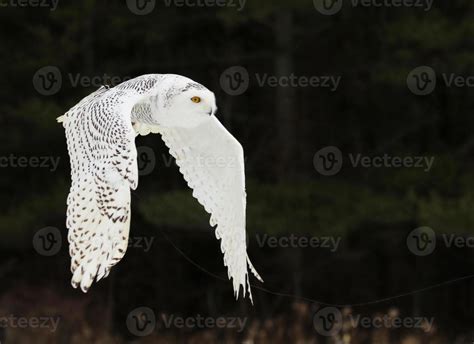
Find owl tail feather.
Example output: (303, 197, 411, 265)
(247, 254, 263, 283)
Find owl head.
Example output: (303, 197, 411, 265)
(153, 75, 217, 128)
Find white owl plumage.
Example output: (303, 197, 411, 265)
(58, 74, 262, 303)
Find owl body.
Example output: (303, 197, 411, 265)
(58, 74, 262, 303)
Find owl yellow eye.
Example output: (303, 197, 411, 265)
(191, 96, 201, 103)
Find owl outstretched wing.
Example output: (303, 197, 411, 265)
(59, 76, 161, 292)
(158, 116, 263, 303)
(59, 74, 262, 303)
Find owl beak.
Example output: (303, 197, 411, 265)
(209, 105, 217, 116)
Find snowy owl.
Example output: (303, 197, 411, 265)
(58, 74, 262, 303)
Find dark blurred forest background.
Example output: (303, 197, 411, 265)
(0, 0, 474, 343)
